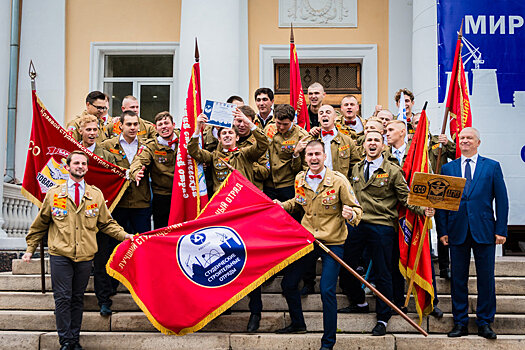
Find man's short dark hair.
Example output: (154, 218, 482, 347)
(238, 105, 256, 121)
(66, 150, 89, 166)
(305, 139, 325, 153)
(154, 111, 173, 124)
(274, 104, 295, 122)
(364, 130, 384, 143)
(218, 125, 240, 137)
(86, 91, 107, 104)
(226, 95, 244, 104)
(120, 110, 138, 125)
(394, 88, 415, 103)
(254, 87, 274, 101)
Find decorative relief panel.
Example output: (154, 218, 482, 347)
(279, 0, 357, 27)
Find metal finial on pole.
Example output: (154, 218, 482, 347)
(29, 60, 36, 91)
(290, 23, 294, 43)
(194, 38, 199, 63)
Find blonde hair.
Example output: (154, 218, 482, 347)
(79, 114, 99, 130)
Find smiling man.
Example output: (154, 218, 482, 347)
(254, 87, 275, 129)
(275, 139, 362, 350)
(104, 95, 157, 140)
(67, 91, 110, 144)
(78, 114, 116, 163)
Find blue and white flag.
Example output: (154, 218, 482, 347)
(397, 91, 408, 142)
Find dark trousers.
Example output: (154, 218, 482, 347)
(340, 223, 395, 322)
(391, 232, 405, 307)
(281, 244, 343, 349)
(248, 287, 262, 315)
(50, 255, 92, 345)
(152, 193, 171, 229)
(450, 230, 496, 327)
(431, 228, 450, 272)
(112, 206, 151, 234)
(263, 185, 302, 222)
(93, 232, 120, 307)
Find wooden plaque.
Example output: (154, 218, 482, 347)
(407, 172, 466, 211)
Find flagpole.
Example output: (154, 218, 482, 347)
(436, 20, 463, 173)
(315, 240, 428, 337)
(404, 217, 431, 307)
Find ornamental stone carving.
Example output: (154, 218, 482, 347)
(279, 0, 357, 27)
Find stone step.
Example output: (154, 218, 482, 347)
(0, 331, 45, 350)
(12, 257, 525, 276)
(428, 313, 525, 335)
(32, 332, 525, 350)
(0, 310, 110, 332)
(1, 291, 524, 314)
(3, 273, 525, 296)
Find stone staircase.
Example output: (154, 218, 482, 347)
(1, 258, 525, 349)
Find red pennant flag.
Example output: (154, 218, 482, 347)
(168, 60, 208, 225)
(446, 36, 472, 158)
(107, 170, 314, 335)
(398, 110, 434, 324)
(290, 27, 310, 131)
(21, 90, 128, 211)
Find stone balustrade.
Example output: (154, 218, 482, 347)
(0, 183, 38, 249)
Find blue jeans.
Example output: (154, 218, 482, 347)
(281, 244, 344, 349)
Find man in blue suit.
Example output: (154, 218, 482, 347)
(436, 127, 508, 339)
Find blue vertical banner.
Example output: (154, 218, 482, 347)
(437, 0, 525, 103)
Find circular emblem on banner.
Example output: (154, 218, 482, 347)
(177, 226, 246, 288)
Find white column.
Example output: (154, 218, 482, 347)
(0, 0, 12, 237)
(411, 0, 440, 134)
(177, 0, 249, 122)
(15, 0, 66, 180)
(388, 0, 413, 112)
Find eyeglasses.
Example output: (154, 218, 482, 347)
(90, 103, 108, 111)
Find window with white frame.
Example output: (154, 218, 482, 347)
(90, 43, 178, 123)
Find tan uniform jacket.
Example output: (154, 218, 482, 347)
(83, 143, 117, 164)
(314, 131, 362, 176)
(264, 124, 309, 189)
(335, 114, 362, 141)
(188, 127, 269, 192)
(428, 135, 456, 173)
(283, 168, 362, 245)
(101, 136, 151, 208)
(129, 131, 180, 196)
(66, 111, 108, 144)
(25, 183, 127, 262)
(238, 133, 270, 190)
(350, 157, 423, 227)
(255, 114, 275, 130)
(104, 118, 157, 141)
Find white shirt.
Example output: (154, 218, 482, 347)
(461, 153, 478, 179)
(157, 135, 177, 150)
(67, 178, 85, 204)
(392, 143, 407, 166)
(351, 117, 364, 133)
(321, 128, 337, 170)
(305, 167, 326, 193)
(364, 155, 384, 180)
(119, 134, 139, 163)
(86, 143, 96, 153)
(257, 108, 274, 126)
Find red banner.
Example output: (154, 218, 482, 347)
(290, 40, 310, 131)
(398, 110, 434, 324)
(21, 90, 128, 211)
(446, 37, 472, 158)
(168, 62, 208, 225)
(107, 170, 314, 335)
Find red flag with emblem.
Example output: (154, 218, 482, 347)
(21, 90, 129, 211)
(398, 110, 434, 324)
(107, 170, 314, 335)
(290, 26, 310, 131)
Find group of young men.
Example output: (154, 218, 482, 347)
(23, 83, 508, 350)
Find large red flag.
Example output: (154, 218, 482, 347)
(168, 61, 208, 225)
(107, 170, 314, 335)
(22, 90, 128, 211)
(290, 28, 310, 131)
(398, 110, 434, 324)
(446, 36, 472, 158)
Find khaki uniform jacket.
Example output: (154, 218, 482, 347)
(335, 114, 362, 141)
(428, 135, 456, 173)
(81, 143, 116, 164)
(314, 131, 362, 176)
(101, 136, 151, 208)
(264, 124, 309, 189)
(238, 133, 270, 190)
(283, 168, 362, 245)
(255, 114, 275, 130)
(188, 127, 269, 192)
(25, 183, 127, 262)
(104, 118, 157, 141)
(66, 111, 108, 144)
(129, 131, 180, 196)
(350, 157, 423, 227)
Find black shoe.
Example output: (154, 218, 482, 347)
(72, 342, 83, 350)
(398, 306, 408, 314)
(372, 322, 387, 336)
(300, 284, 315, 296)
(430, 306, 444, 319)
(431, 252, 439, 262)
(59, 343, 71, 350)
(440, 268, 451, 280)
(247, 314, 261, 332)
(100, 304, 112, 316)
(447, 324, 468, 337)
(275, 324, 307, 334)
(319, 347, 332, 350)
(338, 303, 369, 313)
(478, 324, 497, 339)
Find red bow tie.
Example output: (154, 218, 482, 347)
(322, 130, 334, 136)
(227, 147, 238, 152)
(309, 174, 322, 179)
(168, 138, 178, 147)
(345, 119, 357, 126)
